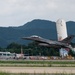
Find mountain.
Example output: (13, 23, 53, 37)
(0, 19, 75, 47)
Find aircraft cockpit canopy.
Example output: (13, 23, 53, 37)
(30, 35, 42, 38)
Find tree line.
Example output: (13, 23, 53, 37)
(0, 42, 75, 56)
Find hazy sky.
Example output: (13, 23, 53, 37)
(0, 0, 75, 27)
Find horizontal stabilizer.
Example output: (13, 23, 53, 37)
(61, 35, 75, 44)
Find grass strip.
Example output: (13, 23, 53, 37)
(0, 60, 75, 64)
(0, 72, 75, 75)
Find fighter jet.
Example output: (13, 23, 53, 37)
(22, 35, 75, 49)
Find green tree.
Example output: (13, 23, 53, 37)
(6, 42, 21, 53)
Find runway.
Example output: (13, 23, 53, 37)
(0, 67, 75, 73)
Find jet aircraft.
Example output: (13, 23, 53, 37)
(22, 35, 75, 49)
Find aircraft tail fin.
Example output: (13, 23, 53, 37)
(61, 35, 75, 44)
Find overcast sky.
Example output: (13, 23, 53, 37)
(0, 0, 75, 27)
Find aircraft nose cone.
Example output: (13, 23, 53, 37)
(22, 37, 31, 40)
